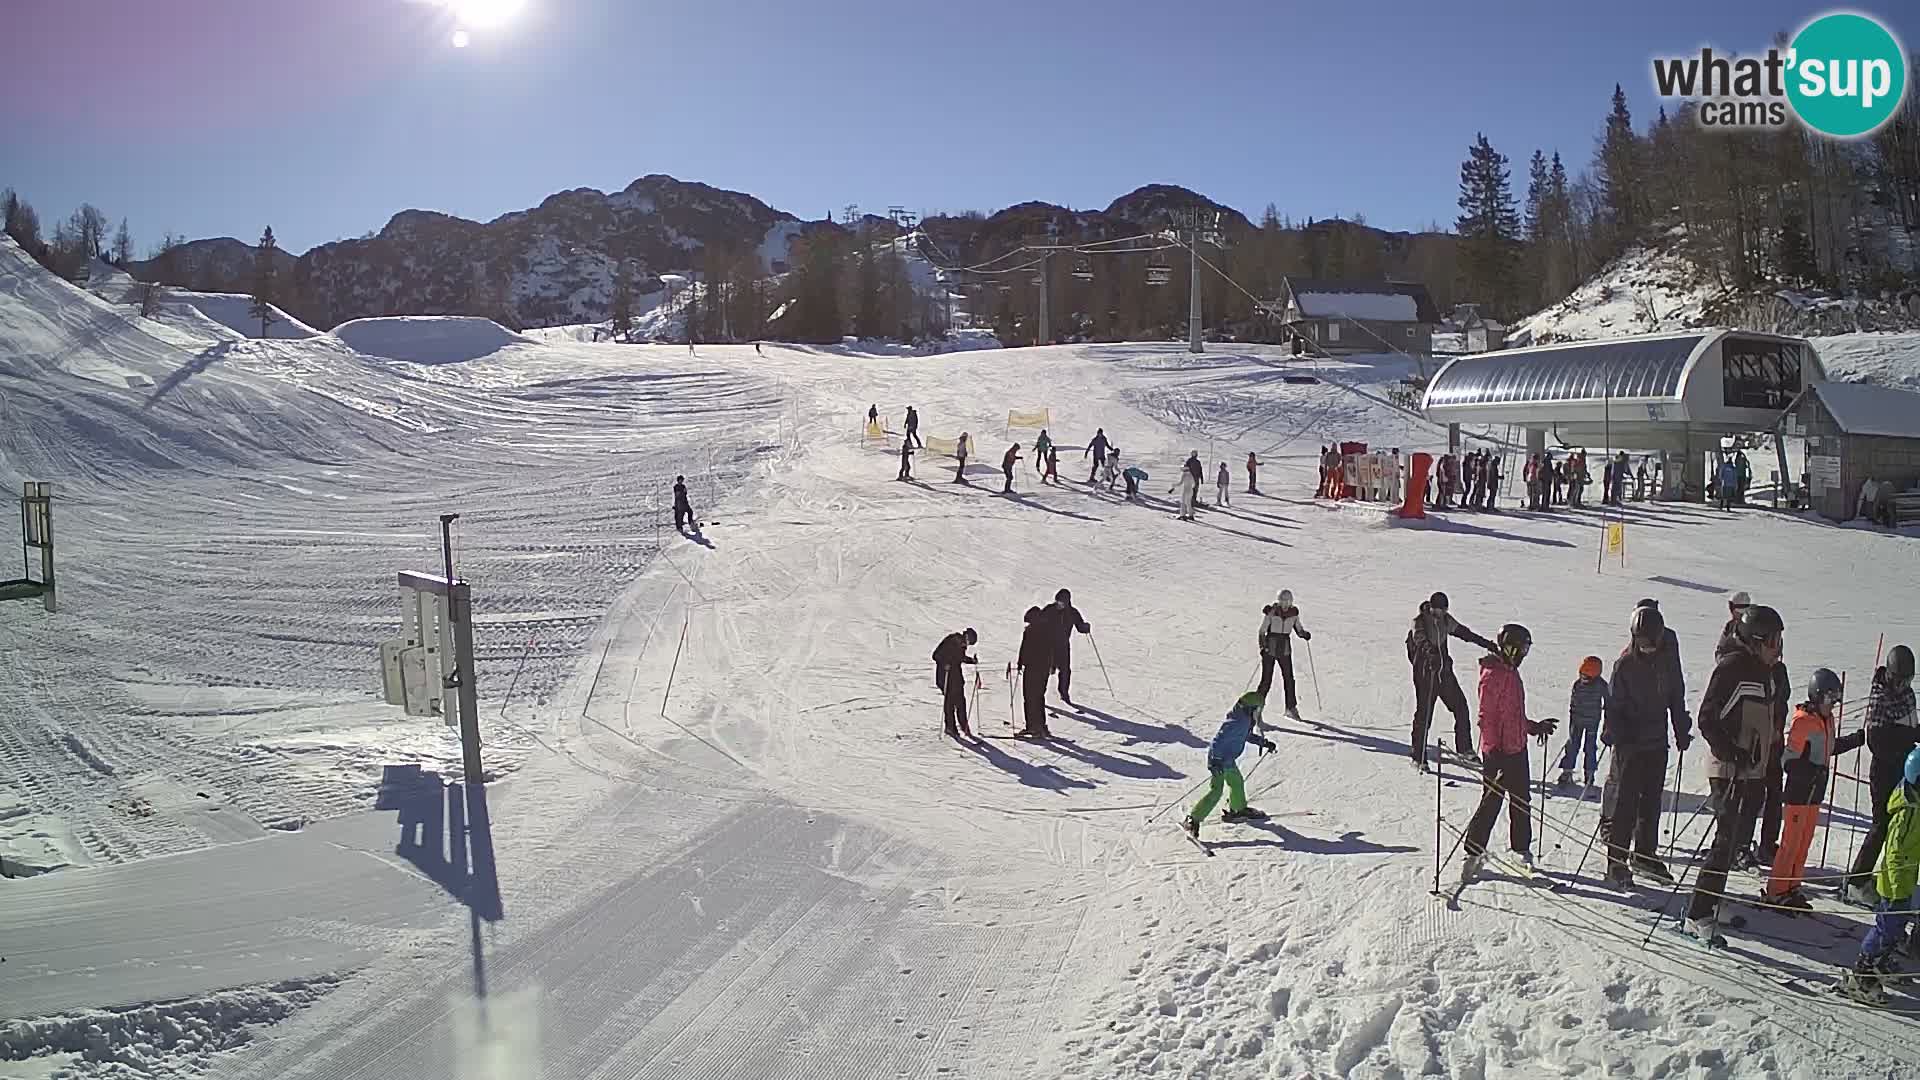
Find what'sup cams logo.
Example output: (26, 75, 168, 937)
(1651, 11, 1908, 138)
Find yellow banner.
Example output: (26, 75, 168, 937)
(1605, 522, 1626, 555)
(863, 419, 886, 442)
(1006, 409, 1050, 431)
(924, 436, 959, 457)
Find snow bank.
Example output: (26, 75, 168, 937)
(165, 289, 319, 340)
(0, 975, 341, 1072)
(329, 315, 531, 364)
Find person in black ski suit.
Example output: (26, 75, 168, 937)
(897, 438, 913, 481)
(1406, 591, 1496, 770)
(868, 404, 879, 427)
(1711, 592, 1789, 868)
(1085, 428, 1110, 483)
(1601, 604, 1691, 884)
(672, 475, 695, 531)
(1686, 605, 1786, 944)
(1016, 607, 1054, 737)
(932, 628, 978, 737)
(1848, 644, 1918, 905)
(1044, 588, 1091, 707)
(903, 406, 923, 448)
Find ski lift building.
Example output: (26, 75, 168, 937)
(1422, 329, 1826, 500)
(1272, 277, 1439, 355)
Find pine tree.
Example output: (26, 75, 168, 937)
(1596, 84, 1645, 257)
(249, 226, 279, 337)
(610, 264, 634, 340)
(1456, 133, 1522, 318)
(111, 218, 133, 266)
(1776, 207, 1817, 286)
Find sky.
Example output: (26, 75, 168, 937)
(2, 0, 1915, 256)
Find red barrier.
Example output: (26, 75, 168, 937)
(1400, 453, 1431, 519)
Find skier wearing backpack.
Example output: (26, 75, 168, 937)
(1256, 590, 1311, 720)
(1601, 605, 1690, 885)
(1848, 644, 1918, 906)
(1183, 691, 1278, 840)
(1838, 745, 1920, 1005)
(1557, 656, 1608, 791)
(931, 628, 978, 738)
(1032, 429, 1053, 477)
(1407, 592, 1497, 771)
(1458, 625, 1557, 884)
(1768, 668, 1863, 907)
(1686, 604, 1786, 946)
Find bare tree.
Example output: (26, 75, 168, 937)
(111, 218, 133, 266)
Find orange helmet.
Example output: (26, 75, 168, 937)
(1580, 656, 1604, 679)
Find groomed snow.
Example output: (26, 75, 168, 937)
(4, 234, 1920, 1078)
(329, 315, 533, 363)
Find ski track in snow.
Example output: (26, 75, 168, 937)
(6, 233, 1920, 1077)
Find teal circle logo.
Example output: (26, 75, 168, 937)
(1787, 13, 1907, 138)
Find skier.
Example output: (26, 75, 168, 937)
(1847, 644, 1918, 906)
(1032, 429, 1054, 477)
(1685, 604, 1786, 946)
(1550, 459, 1564, 506)
(1182, 692, 1278, 840)
(1215, 461, 1231, 507)
(1837, 745, 1920, 1005)
(904, 406, 923, 449)
(1735, 451, 1752, 504)
(1485, 454, 1501, 510)
(1103, 448, 1121, 491)
(954, 431, 972, 484)
(1716, 457, 1737, 511)
(1315, 445, 1329, 498)
(1122, 463, 1146, 500)
(932, 628, 978, 738)
(1600, 605, 1690, 885)
(1246, 452, 1260, 494)
(1044, 443, 1060, 485)
(1556, 656, 1608, 791)
(1711, 591, 1786, 868)
(672, 475, 696, 531)
(1172, 453, 1200, 520)
(1044, 588, 1090, 707)
(1256, 590, 1311, 719)
(868, 403, 879, 429)
(1085, 428, 1110, 483)
(1636, 460, 1650, 500)
(1523, 454, 1540, 510)
(1458, 625, 1557, 884)
(897, 437, 914, 481)
(1766, 668, 1863, 908)
(1001, 443, 1022, 494)
(1406, 592, 1498, 771)
(1015, 607, 1054, 738)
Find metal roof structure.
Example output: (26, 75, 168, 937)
(1423, 332, 1708, 409)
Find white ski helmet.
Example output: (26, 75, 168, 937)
(1276, 589, 1293, 607)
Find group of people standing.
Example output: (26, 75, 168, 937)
(1434, 450, 1503, 510)
(933, 590, 1090, 741)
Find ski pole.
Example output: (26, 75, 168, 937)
(1432, 732, 1444, 895)
(971, 668, 981, 726)
(1539, 728, 1551, 867)
(1008, 665, 1018, 728)
(1088, 631, 1114, 693)
(1666, 745, 1684, 850)
(1147, 774, 1213, 824)
(1305, 638, 1323, 712)
(1819, 671, 1846, 879)
(1845, 638, 1883, 882)
(1568, 745, 1613, 879)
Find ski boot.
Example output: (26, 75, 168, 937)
(1555, 769, 1576, 792)
(1733, 845, 1761, 873)
(1459, 851, 1487, 886)
(1769, 889, 1813, 914)
(1755, 842, 1778, 867)
(1845, 881, 1881, 909)
(1515, 850, 1537, 874)
(1283, 706, 1301, 722)
(1633, 856, 1676, 885)
(1237, 806, 1269, 821)
(1182, 816, 1201, 841)
(1685, 915, 1727, 949)
(1454, 743, 1481, 765)
(1606, 862, 1634, 887)
(1583, 771, 1596, 792)
(1838, 960, 1889, 1006)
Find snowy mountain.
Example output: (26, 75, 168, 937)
(127, 236, 295, 294)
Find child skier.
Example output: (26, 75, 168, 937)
(1766, 668, 1863, 908)
(1044, 443, 1060, 484)
(1848, 645, 1918, 906)
(1216, 461, 1231, 506)
(1838, 746, 1920, 1004)
(1122, 464, 1146, 500)
(1183, 692, 1277, 839)
(1256, 590, 1311, 720)
(1557, 657, 1608, 791)
(1246, 451, 1260, 494)
(954, 432, 972, 484)
(1459, 625, 1558, 884)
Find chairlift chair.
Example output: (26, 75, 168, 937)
(1145, 261, 1172, 286)
(1071, 258, 1093, 282)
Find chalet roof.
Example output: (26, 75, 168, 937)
(1803, 380, 1920, 439)
(1281, 277, 1441, 324)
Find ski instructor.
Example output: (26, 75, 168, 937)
(1406, 591, 1497, 771)
(1045, 589, 1091, 708)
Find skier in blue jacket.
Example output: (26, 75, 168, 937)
(1184, 692, 1278, 838)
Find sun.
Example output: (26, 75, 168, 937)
(436, 0, 526, 30)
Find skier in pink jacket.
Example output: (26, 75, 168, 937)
(1458, 624, 1558, 886)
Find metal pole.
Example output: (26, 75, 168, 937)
(1305, 639, 1323, 712)
(1187, 232, 1203, 353)
(1037, 252, 1050, 346)
(439, 513, 484, 785)
(1431, 730, 1444, 894)
(1818, 670, 1846, 877)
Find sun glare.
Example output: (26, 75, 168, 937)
(451, 28, 471, 47)
(441, 0, 526, 29)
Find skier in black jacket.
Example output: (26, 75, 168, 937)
(1045, 589, 1091, 707)
(1085, 428, 1110, 483)
(1406, 591, 1497, 771)
(932, 628, 978, 738)
(1016, 607, 1054, 737)
(1847, 644, 1918, 905)
(672, 475, 695, 531)
(1601, 604, 1692, 884)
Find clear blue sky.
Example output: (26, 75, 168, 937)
(2, 0, 1913, 255)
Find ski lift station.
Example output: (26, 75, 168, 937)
(1421, 329, 1826, 500)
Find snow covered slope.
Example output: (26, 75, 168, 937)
(329, 315, 530, 363)
(4, 241, 1920, 1080)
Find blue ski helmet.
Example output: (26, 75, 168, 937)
(1907, 745, 1920, 787)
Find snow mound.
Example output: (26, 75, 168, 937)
(0, 975, 341, 1072)
(329, 315, 532, 364)
(0, 235, 194, 388)
(165, 289, 319, 340)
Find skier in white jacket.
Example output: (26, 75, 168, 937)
(1171, 453, 1201, 520)
(1257, 590, 1312, 719)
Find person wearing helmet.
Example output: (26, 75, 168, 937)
(1709, 590, 1788, 868)
(1838, 745, 1920, 1005)
(1406, 591, 1498, 772)
(1015, 607, 1054, 738)
(1686, 604, 1787, 946)
(1600, 604, 1691, 885)
(1257, 590, 1312, 720)
(1847, 644, 1919, 906)
(1043, 589, 1090, 708)
(1767, 668, 1865, 907)
(1183, 692, 1278, 840)
(931, 627, 979, 739)
(1458, 624, 1558, 884)
(1556, 656, 1609, 791)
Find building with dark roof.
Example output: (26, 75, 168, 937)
(1779, 380, 1920, 524)
(1274, 277, 1439, 356)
